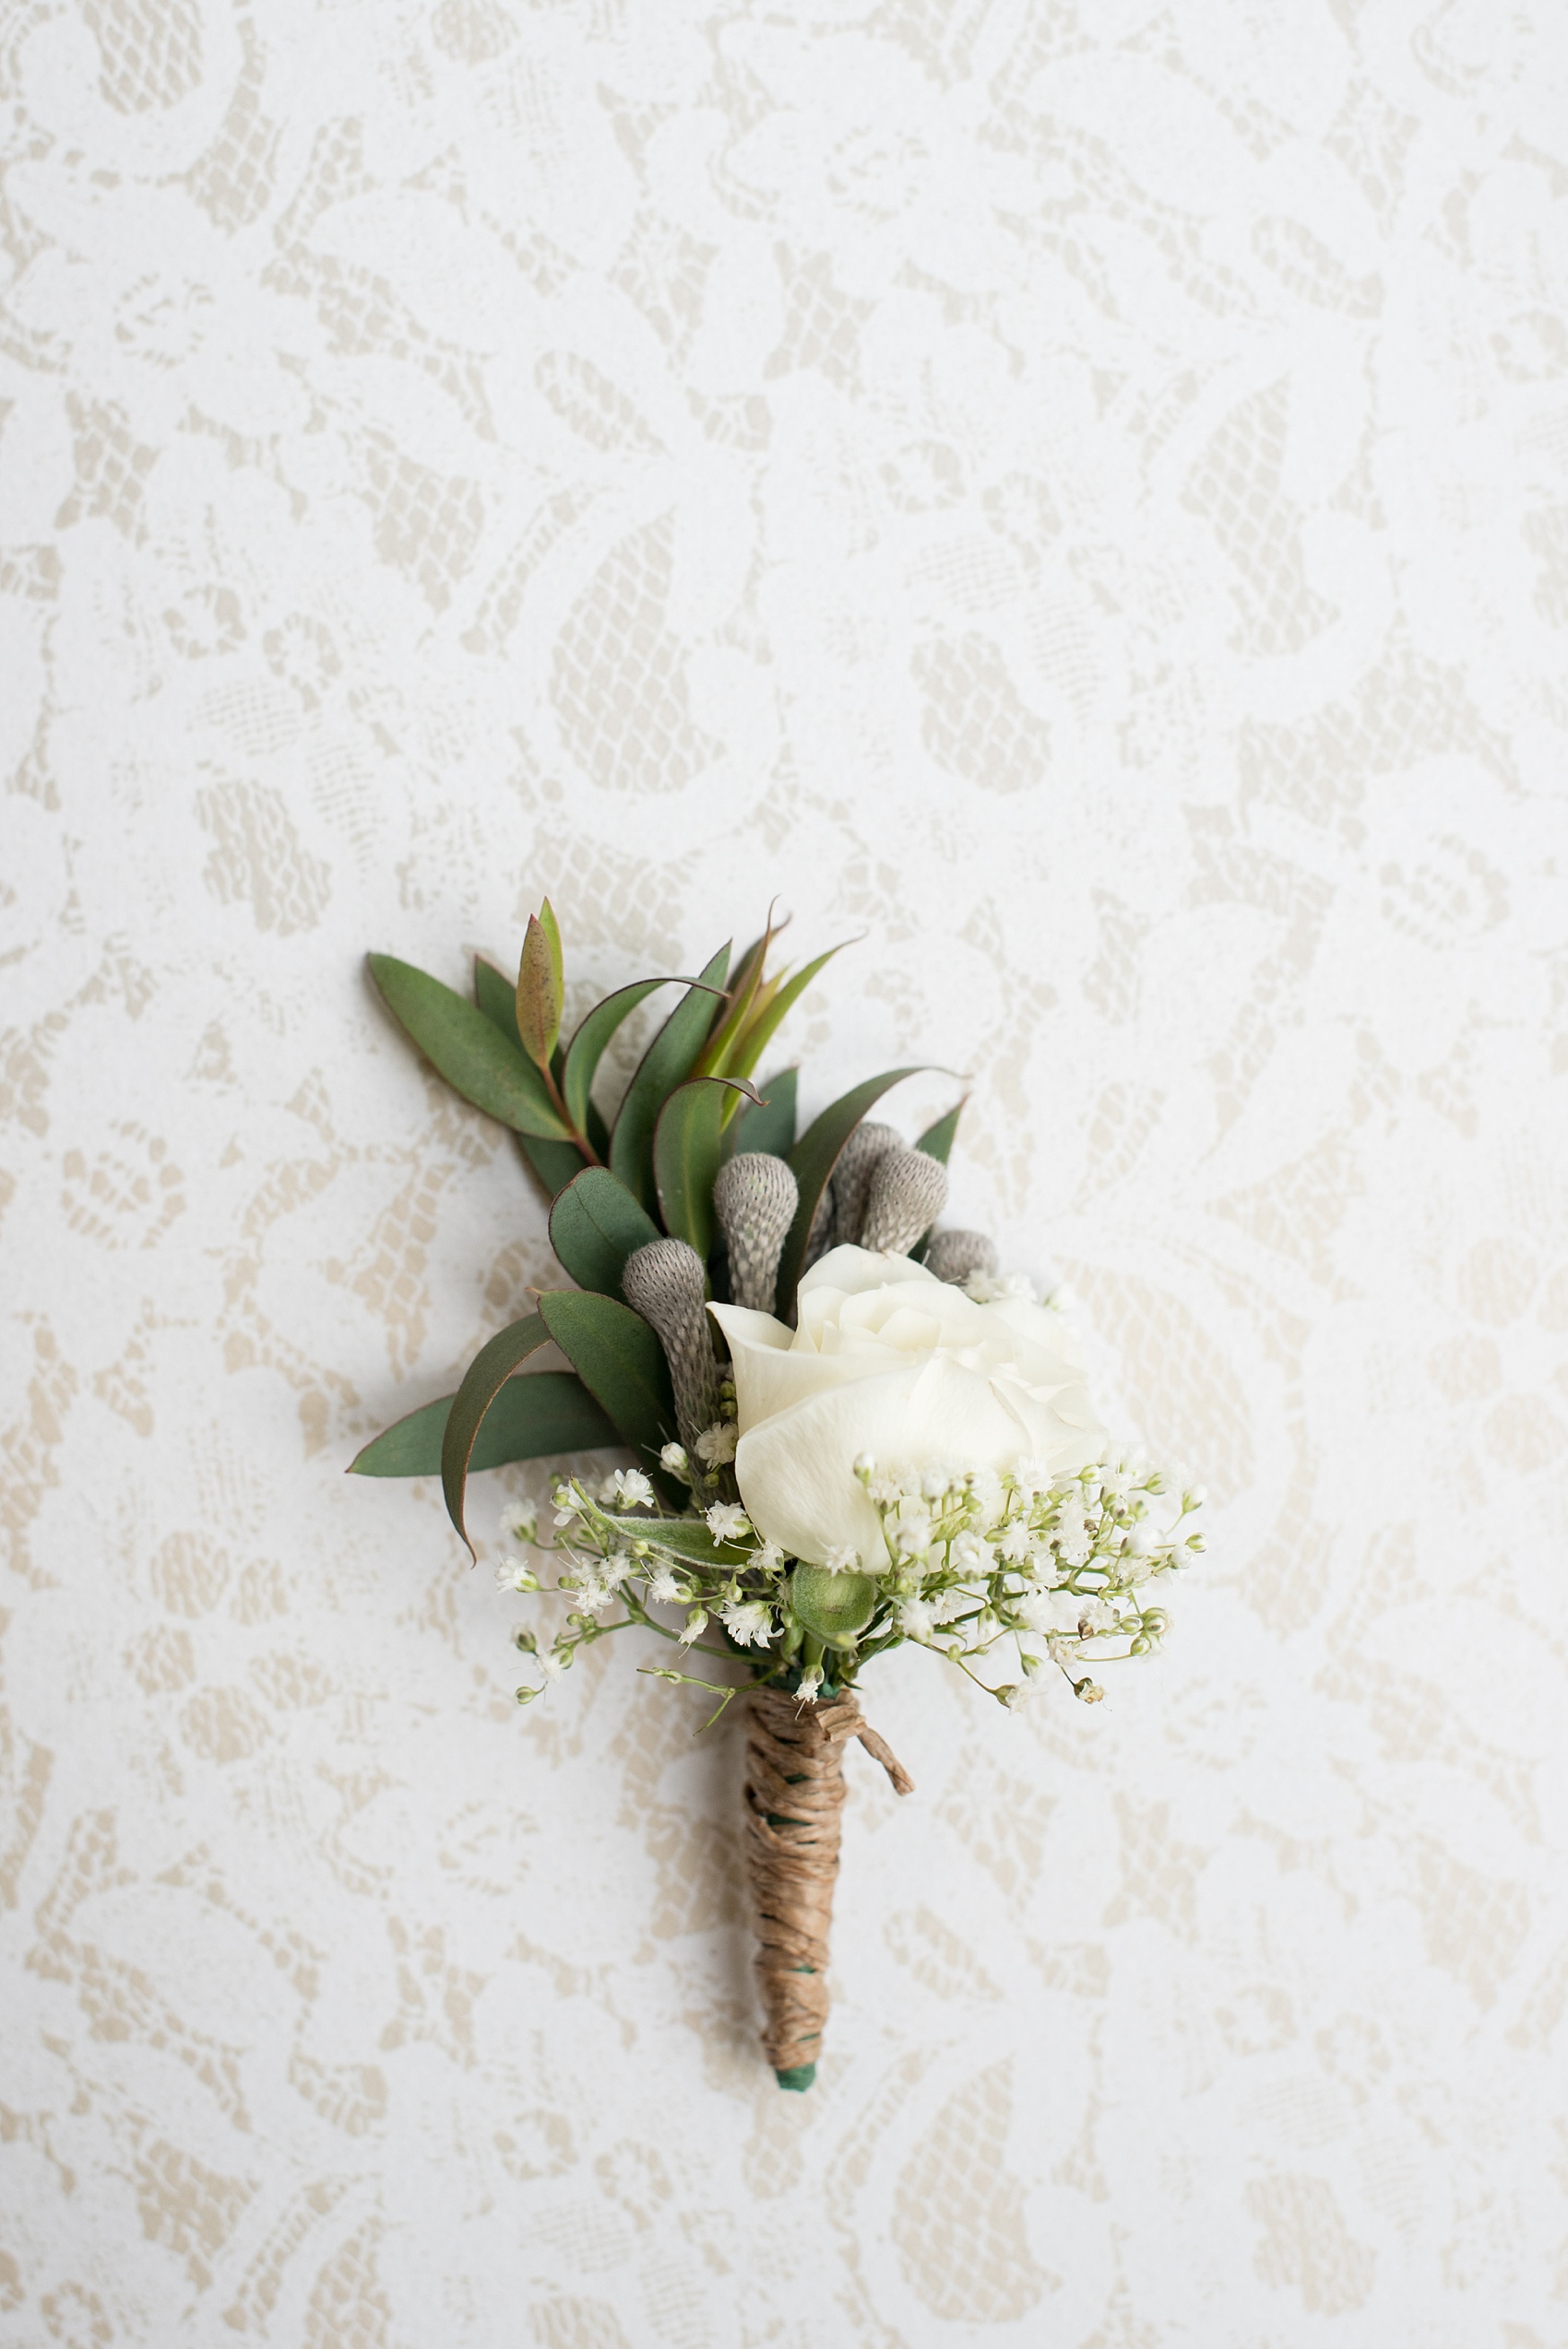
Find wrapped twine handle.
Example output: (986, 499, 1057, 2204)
(743, 1686, 914, 2092)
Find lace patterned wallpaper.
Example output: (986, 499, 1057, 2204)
(4, 4, 1567, 2343)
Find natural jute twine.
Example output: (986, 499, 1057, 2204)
(742, 1685, 914, 2089)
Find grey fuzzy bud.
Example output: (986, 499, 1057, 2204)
(802, 1180, 836, 1273)
(859, 1149, 948, 1256)
(832, 1121, 902, 1246)
(621, 1238, 721, 1452)
(925, 1229, 998, 1287)
(714, 1152, 799, 1315)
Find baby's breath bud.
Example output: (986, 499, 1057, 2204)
(513, 1628, 537, 1653)
(515, 1686, 539, 1705)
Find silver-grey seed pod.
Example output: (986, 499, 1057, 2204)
(714, 1152, 799, 1316)
(621, 1237, 721, 1452)
(925, 1229, 999, 1287)
(858, 1148, 949, 1257)
(802, 1179, 836, 1274)
(832, 1121, 902, 1246)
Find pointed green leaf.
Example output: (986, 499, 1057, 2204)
(654, 1076, 762, 1258)
(609, 943, 731, 1214)
(369, 955, 570, 1139)
(694, 907, 779, 1079)
(349, 1372, 618, 1477)
(915, 1099, 965, 1165)
(561, 978, 673, 1137)
(549, 1167, 662, 1299)
(441, 1314, 552, 1553)
(775, 1067, 927, 1317)
(715, 945, 843, 1114)
(536, 1291, 683, 1502)
(517, 912, 563, 1072)
(789, 1564, 878, 1648)
(592, 1513, 753, 1568)
(538, 898, 564, 998)
(728, 1067, 797, 1160)
(475, 954, 525, 1049)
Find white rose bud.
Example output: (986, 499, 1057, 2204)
(708, 1245, 1105, 1568)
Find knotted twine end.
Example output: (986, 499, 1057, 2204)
(742, 1685, 913, 2091)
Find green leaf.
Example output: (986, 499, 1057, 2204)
(549, 1167, 662, 1299)
(591, 1513, 753, 1568)
(368, 955, 570, 1139)
(517, 1133, 590, 1198)
(654, 1077, 761, 1258)
(728, 1067, 797, 1159)
(775, 1067, 927, 1317)
(517, 911, 564, 1072)
(716, 945, 843, 1114)
(441, 1313, 552, 1553)
(536, 1290, 683, 1501)
(609, 942, 731, 1214)
(915, 1099, 965, 1165)
(474, 955, 525, 1050)
(348, 1372, 618, 1476)
(694, 907, 779, 1078)
(560, 978, 673, 1138)
(789, 1563, 878, 1648)
(537, 898, 564, 1000)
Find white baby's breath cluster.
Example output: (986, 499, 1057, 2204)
(498, 1438, 1205, 1721)
(851, 1451, 1205, 1707)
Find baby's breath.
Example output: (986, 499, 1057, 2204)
(504, 1456, 1204, 1711)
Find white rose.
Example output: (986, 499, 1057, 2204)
(707, 1244, 1105, 1569)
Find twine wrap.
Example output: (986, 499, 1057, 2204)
(859, 1148, 948, 1256)
(743, 1686, 913, 2089)
(832, 1121, 902, 1246)
(621, 1238, 721, 1453)
(714, 1152, 799, 1315)
(925, 1228, 998, 1286)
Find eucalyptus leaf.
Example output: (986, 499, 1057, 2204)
(349, 1372, 617, 1477)
(549, 1167, 662, 1299)
(368, 955, 570, 1139)
(441, 1313, 552, 1554)
(774, 1067, 927, 1316)
(789, 1563, 878, 1648)
(609, 943, 731, 1214)
(654, 1076, 761, 1258)
(536, 1290, 683, 1502)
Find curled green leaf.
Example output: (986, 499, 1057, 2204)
(441, 1313, 552, 1554)
(349, 1372, 617, 1477)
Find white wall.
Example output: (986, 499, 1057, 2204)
(4, 5, 1567, 2343)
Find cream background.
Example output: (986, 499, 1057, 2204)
(4, 2, 1568, 2343)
